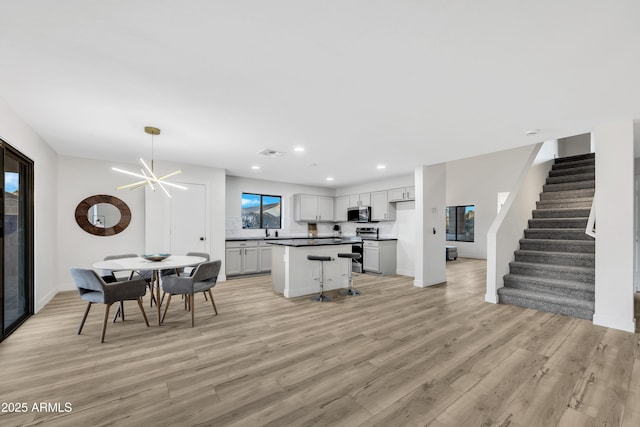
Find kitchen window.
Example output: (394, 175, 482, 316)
(446, 205, 474, 242)
(242, 193, 282, 229)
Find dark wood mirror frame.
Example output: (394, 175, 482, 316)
(75, 194, 131, 236)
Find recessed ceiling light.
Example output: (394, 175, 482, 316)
(377, 164, 386, 170)
(251, 165, 260, 170)
(294, 146, 305, 152)
(326, 177, 334, 181)
(524, 129, 538, 136)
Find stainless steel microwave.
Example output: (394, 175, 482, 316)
(347, 206, 371, 222)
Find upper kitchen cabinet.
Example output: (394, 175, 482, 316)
(294, 194, 335, 222)
(388, 186, 415, 202)
(349, 192, 371, 207)
(334, 195, 349, 222)
(371, 190, 396, 221)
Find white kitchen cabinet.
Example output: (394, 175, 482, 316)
(371, 190, 396, 221)
(334, 196, 349, 222)
(317, 196, 334, 221)
(388, 186, 415, 202)
(363, 240, 397, 274)
(294, 194, 335, 222)
(349, 192, 371, 207)
(225, 247, 243, 276)
(258, 242, 272, 272)
(225, 241, 262, 276)
(243, 246, 259, 274)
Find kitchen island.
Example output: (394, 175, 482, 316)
(267, 238, 358, 298)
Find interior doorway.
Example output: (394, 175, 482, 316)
(170, 183, 207, 254)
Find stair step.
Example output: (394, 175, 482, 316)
(554, 153, 595, 164)
(528, 218, 589, 229)
(509, 261, 594, 283)
(498, 287, 594, 320)
(546, 172, 595, 184)
(548, 165, 595, 178)
(532, 208, 591, 219)
(539, 188, 594, 201)
(514, 250, 594, 268)
(524, 228, 594, 240)
(503, 274, 594, 301)
(542, 180, 595, 193)
(552, 158, 595, 170)
(519, 238, 595, 253)
(536, 198, 594, 209)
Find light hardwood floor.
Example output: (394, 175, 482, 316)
(0, 259, 638, 426)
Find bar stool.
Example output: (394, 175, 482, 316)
(338, 253, 362, 296)
(307, 255, 333, 302)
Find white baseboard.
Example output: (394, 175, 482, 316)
(36, 287, 57, 312)
(593, 312, 636, 333)
(396, 268, 415, 277)
(413, 279, 445, 288)
(485, 293, 498, 304)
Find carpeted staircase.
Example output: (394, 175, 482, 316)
(498, 152, 595, 320)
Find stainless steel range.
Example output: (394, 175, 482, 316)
(352, 227, 379, 272)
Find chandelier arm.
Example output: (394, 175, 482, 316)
(140, 169, 156, 191)
(115, 179, 147, 190)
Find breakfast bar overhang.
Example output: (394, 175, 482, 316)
(267, 239, 356, 298)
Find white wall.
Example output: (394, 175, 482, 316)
(414, 164, 446, 287)
(558, 133, 592, 158)
(446, 144, 540, 259)
(57, 156, 226, 290)
(593, 121, 636, 332)
(57, 156, 147, 290)
(226, 176, 336, 238)
(0, 98, 59, 311)
(485, 142, 555, 302)
(396, 201, 416, 276)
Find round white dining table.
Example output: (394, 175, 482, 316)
(92, 255, 206, 325)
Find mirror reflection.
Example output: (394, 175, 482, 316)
(75, 194, 131, 236)
(87, 203, 122, 228)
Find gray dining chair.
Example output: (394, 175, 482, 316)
(100, 253, 139, 283)
(161, 260, 221, 327)
(71, 267, 149, 342)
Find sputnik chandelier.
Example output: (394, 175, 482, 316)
(112, 126, 186, 198)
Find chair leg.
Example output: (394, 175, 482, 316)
(101, 303, 112, 343)
(78, 302, 92, 335)
(190, 294, 195, 327)
(162, 294, 172, 324)
(208, 289, 218, 315)
(203, 291, 208, 301)
(137, 297, 150, 327)
(120, 301, 125, 321)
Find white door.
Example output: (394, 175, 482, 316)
(170, 183, 206, 255)
(317, 196, 334, 221)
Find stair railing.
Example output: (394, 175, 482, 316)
(585, 192, 596, 238)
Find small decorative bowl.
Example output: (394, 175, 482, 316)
(142, 253, 171, 262)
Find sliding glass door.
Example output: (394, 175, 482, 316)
(1, 139, 34, 341)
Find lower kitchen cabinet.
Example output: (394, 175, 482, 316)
(362, 240, 397, 275)
(226, 240, 271, 276)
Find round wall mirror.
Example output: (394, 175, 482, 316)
(75, 195, 131, 236)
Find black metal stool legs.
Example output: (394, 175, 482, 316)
(338, 252, 361, 296)
(308, 255, 333, 302)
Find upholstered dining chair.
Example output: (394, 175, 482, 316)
(71, 268, 149, 343)
(100, 253, 139, 283)
(161, 260, 221, 327)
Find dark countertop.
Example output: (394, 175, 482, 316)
(265, 238, 359, 247)
(226, 236, 397, 242)
(227, 236, 361, 242)
(362, 237, 398, 241)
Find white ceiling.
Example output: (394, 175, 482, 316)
(1, 1, 639, 187)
